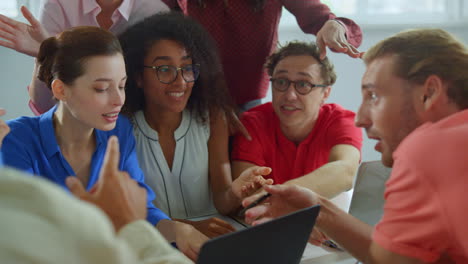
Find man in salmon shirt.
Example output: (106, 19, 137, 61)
(231, 41, 363, 199)
(244, 29, 468, 263)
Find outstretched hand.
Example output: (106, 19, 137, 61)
(232, 166, 273, 199)
(66, 136, 147, 231)
(316, 19, 363, 60)
(242, 184, 319, 226)
(0, 6, 50, 57)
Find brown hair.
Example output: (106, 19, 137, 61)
(37, 26, 123, 88)
(265, 41, 337, 86)
(363, 28, 468, 109)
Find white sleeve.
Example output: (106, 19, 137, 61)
(118, 220, 193, 264)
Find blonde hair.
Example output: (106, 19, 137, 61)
(363, 28, 468, 109)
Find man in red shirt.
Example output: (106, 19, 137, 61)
(231, 42, 362, 198)
(244, 29, 468, 263)
(163, 0, 363, 109)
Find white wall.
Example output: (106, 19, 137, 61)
(0, 19, 467, 162)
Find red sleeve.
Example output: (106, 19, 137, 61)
(281, 0, 362, 48)
(373, 129, 450, 263)
(325, 107, 362, 151)
(231, 113, 266, 167)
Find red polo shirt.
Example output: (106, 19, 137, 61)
(231, 103, 362, 184)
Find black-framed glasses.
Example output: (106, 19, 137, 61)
(143, 64, 201, 84)
(270, 78, 328, 95)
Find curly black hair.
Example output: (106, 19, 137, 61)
(118, 12, 235, 124)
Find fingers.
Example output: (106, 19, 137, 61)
(0, 108, 5, 116)
(210, 218, 236, 232)
(316, 35, 327, 60)
(0, 14, 19, 29)
(242, 191, 267, 207)
(252, 217, 274, 226)
(0, 19, 17, 36)
(0, 39, 14, 50)
(253, 166, 272, 176)
(20, 6, 40, 28)
(244, 203, 270, 223)
(65, 177, 89, 200)
(100, 136, 120, 179)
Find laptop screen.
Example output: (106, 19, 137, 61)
(197, 205, 320, 264)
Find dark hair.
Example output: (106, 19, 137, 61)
(364, 28, 468, 109)
(196, 0, 266, 12)
(37, 26, 123, 88)
(265, 41, 337, 86)
(119, 12, 235, 124)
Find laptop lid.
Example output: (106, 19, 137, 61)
(197, 205, 320, 264)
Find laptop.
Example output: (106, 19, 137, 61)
(197, 205, 320, 264)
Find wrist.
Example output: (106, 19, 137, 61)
(316, 195, 332, 228)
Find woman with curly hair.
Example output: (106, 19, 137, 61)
(119, 12, 272, 238)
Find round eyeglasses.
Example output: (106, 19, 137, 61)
(143, 64, 201, 84)
(270, 78, 328, 95)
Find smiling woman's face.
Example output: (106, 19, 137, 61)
(59, 53, 127, 131)
(139, 39, 194, 114)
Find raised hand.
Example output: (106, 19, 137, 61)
(232, 166, 273, 199)
(66, 136, 147, 231)
(0, 6, 50, 57)
(242, 184, 319, 226)
(316, 19, 363, 60)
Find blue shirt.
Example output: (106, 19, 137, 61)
(1, 106, 170, 225)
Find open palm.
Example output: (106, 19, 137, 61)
(0, 6, 50, 57)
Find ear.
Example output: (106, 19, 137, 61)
(420, 75, 445, 111)
(51, 79, 66, 101)
(321, 86, 332, 103)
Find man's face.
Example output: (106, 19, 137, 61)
(355, 55, 423, 167)
(271, 55, 330, 131)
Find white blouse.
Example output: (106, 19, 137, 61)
(133, 110, 217, 219)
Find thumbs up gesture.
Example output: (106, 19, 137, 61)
(66, 136, 147, 231)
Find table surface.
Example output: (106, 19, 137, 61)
(300, 243, 356, 264)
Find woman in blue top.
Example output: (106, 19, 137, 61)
(1, 26, 206, 261)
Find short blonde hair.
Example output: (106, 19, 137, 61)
(363, 28, 468, 109)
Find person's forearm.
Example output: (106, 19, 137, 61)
(156, 219, 176, 242)
(119, 220, 192, 264)
(29, 61, 56, 114)
(213, 185, 241, 215)
(317, 197, 373, 262)
(285, 160, 356, 198)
